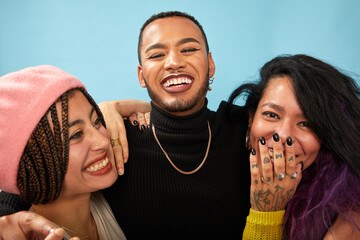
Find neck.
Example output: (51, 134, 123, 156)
(30, 193, 97, 239)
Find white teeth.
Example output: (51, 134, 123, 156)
(163, 77, 192, 87)
(85, 157, 109, 172)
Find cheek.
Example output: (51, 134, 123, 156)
(301, 136, 321, 167)
(66, 145, 86, 177)
(249, 120, 273, 147)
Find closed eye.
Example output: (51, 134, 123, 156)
(181, 48, 200, 53)
(148, 53, 165, 59)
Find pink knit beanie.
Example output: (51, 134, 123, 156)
(0, 65, 85, 194)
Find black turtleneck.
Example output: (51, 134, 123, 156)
(102, 100, 250, 239)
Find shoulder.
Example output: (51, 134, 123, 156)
(211, 101, 248, 126)
(324, 212, 360, 240)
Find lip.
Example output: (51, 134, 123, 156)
(85, 160, 112, 176)
(161, 74, 194, 94)
(84, 152, 107, 169)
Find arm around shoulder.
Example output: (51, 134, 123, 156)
(0, 191, 30, 216)
(98, 99, 151, 119)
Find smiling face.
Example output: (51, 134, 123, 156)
(138, 16, 215, 116)
(249, 75, 321, 170)
(59, 91, 117, 197)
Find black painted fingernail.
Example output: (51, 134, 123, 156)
(300, 161, 304, 170)
(260, 137, 266, 145)
(141, 125, 146, 131)
(133, 120, 138, 125)
(273, 132, 279, 142)
(286, 137, 293, 146)
(147, 125, 151, 129)
(251, 148, 256, 155)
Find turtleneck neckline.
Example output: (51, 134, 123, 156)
(150, 99, 210, 131)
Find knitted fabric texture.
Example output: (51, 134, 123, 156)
(0, 65, 84, 194)
(242, 208, 285, 239)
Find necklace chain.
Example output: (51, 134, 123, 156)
(152, 120, 211, 175)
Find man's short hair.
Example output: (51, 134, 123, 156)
(137, 11, 210, 65)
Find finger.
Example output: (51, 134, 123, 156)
(119, 131, 129, 164)
(0, 215, 25, 240)
(292, 163, 303, 187)
(128, 113, 139, 126)
(137, 113, 147, 131)
(44, 228, 65, 240)
(144, 112, 150, 128)
(259, 137, 273, 185)
(112, 142, 125, 175)
(272, 132, 285, 181)
(249, 148, 261, 188)
(16, 211, 59, 238)
(285, 136, 297, 176)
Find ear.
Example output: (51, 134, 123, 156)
(208, 52, 215, 78)
(137, 65, 147, 88)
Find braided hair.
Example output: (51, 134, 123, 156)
(17, 87, 105, 204)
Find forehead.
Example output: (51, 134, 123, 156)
(67, 90, 91, 112)
(140, 17, 205, 49)
(262, 76, 295, 99)
(259, 76, 302, 112)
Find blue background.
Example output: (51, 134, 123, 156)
(1, 0, 359, 110)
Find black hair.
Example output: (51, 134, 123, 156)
(137, 11, 209, 65)
(230, 54, 360, 176)
(229, 54, 360, 239)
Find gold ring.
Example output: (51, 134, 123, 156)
(110, 138, 121, 147)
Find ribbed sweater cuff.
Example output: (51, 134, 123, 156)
(242, 208, 285, 240)
(248, 208, 285, 224)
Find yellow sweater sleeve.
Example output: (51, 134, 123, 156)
(242, 208, 285, 240)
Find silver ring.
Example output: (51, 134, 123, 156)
(261, 177, 273, 185)
(276, 173, 285, 180)
(290, 171, 298, 179)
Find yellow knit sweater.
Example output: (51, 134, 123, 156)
(242, 209, 285, 240)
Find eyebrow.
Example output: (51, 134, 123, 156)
(260, 102, 306, 118)
(260, 102, 284, 113)
(144, 37, 200, 54)
(68, 107, 96, 128)
(177, 37, 200, 46)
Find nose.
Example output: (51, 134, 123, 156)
(89, 127, 110, 151)
(164, 51, 186, 70)
(276, 120, 295, 144)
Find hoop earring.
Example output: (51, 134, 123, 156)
(208, 76, 214, 91)
(245, 128, 250, 149)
